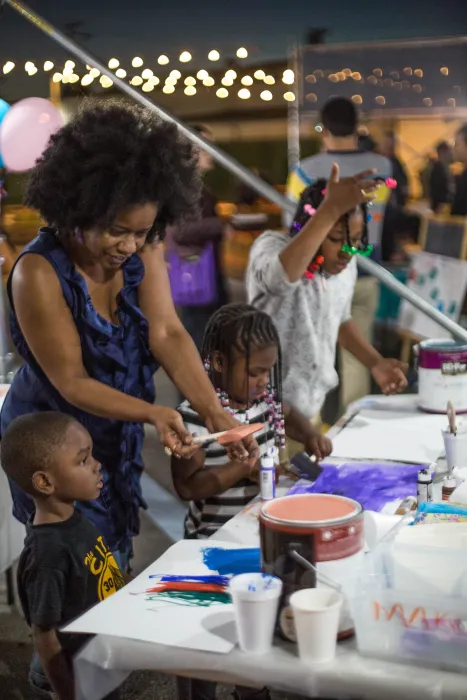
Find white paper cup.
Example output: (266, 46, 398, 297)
(364, 511, 402, 550)
(442, 428, 467, 471)
(290, 588, 343, 665)
(229, 573, 282, 654)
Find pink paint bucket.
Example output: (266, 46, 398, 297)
(259, 494, 364, 641)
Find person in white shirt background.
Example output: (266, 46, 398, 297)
(285, 97, 393, 413)
(247, 164, 407, 457)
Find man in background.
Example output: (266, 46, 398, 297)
(429, 141, 454, 213)
(285, 97, 392, 412)
(452, 125, 467, 216)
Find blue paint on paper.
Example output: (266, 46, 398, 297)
(288, 462, 421, 512)
(201, 547, 261, 575)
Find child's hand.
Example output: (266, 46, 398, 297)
(304, 433, 333, 463)
(324, 163, 379, 219)
(371, 357, 408, 395)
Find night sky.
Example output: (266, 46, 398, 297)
(1, 0, 466, 101)
(1, 0, 467, 62)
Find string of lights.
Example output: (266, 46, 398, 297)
(1, 49, 297, 102)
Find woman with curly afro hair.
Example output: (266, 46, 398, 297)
(0, 101, 258, 571)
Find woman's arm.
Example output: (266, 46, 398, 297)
(171, 450, 252, 501)
(138, 243, 259, 463)
(11, 254, 194, 455)
(138, 245, 234, 421)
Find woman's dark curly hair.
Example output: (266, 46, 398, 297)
(24, 99, 201, 242)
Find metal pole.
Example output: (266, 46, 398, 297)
(6, 0, 467, 343)
(287, 45, 301, 173)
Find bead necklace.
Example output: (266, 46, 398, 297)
(204, 359, 285, 448)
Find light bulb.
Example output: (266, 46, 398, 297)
(163, 84, 175, 94)
(158, 55, 169, 65)
(132, 57, 144, 68)
(283, 91, 295, 101)
(254, 70, 265, 80)
(238, 88, 251, 99)
(216, 88, 228, 98)
(236, 47, 248, 59)
(100, 75, 113, 88)
(142, 82, 154, 92)
(264, 75, 275, 85)
(197, 69, 209, 80)
(179, 51, 192, 63)
(44, 61, 54, 71)
(142, 68, 153, 80)
(90, 68, 100, 78)
(184, 76, 196, 86)
(260, 90, 273, 101)
(115, 68, 127, 79)
(203, 77, 215, 87)
(81, 74, 93, 86)
(52, 72, 62, 83)
(130, 76, 143, 86)
(208, 50, 220, 61)
(282, 69, 294, 85)
(184, 86, 196, 96)
(108, 58, 119, 69)
(241, 75, 253, 86)
(3, 61, 15, 74)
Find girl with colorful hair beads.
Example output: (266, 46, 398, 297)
(247, 164, 408, 454)
(172, 302, 332, 700)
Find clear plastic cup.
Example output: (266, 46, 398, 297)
(290, 588, 343, 665)
(229, 573, 282, 654)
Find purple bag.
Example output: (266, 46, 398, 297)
(167, 243, 217, 307)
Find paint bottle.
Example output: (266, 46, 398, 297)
(260, 454, 276, 501)
(417, 469, 433, 505)
(267, 445, 280, 485)
(442, 475, 457, 501)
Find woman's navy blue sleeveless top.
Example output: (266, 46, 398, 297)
(0, 228, 158, 551)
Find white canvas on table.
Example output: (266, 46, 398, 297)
(331, 407, 446, 464)
(63, 540, 254, 653)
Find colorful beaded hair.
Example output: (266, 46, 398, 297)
(289, 176, 396, 279)
(202, 303, 286, 448)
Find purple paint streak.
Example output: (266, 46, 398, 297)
(288, 462, 421, 512)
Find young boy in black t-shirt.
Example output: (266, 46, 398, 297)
(1, 412, 125, 700)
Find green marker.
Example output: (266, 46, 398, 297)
(429, 267, 438, 280)
(448, 301, 457, 315)
(430, 288, 439, 300)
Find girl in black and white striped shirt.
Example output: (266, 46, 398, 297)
(172, 303, 332, 700)
(171, 303, 332, 539)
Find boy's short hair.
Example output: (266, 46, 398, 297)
(320, 97, 357, 138)
(1, 412, 77, 495)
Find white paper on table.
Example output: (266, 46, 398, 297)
(63, 539, 249, 653)
(331, 405, 446, 464)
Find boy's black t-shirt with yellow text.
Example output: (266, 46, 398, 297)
(17, 509, 125, 655)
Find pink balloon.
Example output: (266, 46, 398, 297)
(0, 97, 63, 172)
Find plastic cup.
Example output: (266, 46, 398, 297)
(290, 588, 343, 665)
(229, 573, 282, 654)
(442, 428, 467, 472)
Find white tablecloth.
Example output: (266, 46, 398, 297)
(75, 395, 467, 700)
